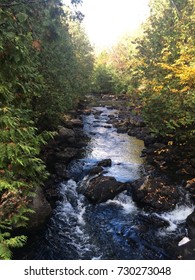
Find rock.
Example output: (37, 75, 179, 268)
(55, 163, 70, 180)
(117, 126, 128, 133)
(58, 126, 75, 143)
(84, 175, 127, 203)
(61, 118, 83, 129)
(188, 227, 195, 239)
(98, 159, 112, 167)
(82, 108, 92, 115)
(138, 213, 170, 228)
(174, 239, 195, 260)
(88, 166, 104, 176)
(191, 158, 195, 168)
(61, 120, 73, 129)
(142, 147, 156, 155)
(103, 124, 112, 128)
(186, 210, 195, 227)
(153, 143, 167, 149)
(55, 147, 79, 163)
(185, 178, 195, 194)
(44, 187, 61, 205)
(70, 119, 83, 128)
(131, 176, 179, 211)
(28, 187, 52, 229)
(129, 115, 145, 127)
(144, 136, 156, 146)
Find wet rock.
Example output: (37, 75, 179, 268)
(44, 187, 61, 205)
(98, 159, 112, 167)
(28, 187, 52, 229)
(54, 163, 70, 180)
(186, 210, 195, 227)
(131, 176, 179, 211)
(103, 124, 112, 128)
(188, 227, 195, 239)
(138, 213, 170, 228)
(84, 175, 127, 203)
(88, 166, 104, 176)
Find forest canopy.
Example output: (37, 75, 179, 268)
(93, 0, 195, 142)
(0, 0, 94, 259)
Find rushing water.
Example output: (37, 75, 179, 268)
(19, 106, 194, 260)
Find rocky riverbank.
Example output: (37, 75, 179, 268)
(28, 92, 195, 260)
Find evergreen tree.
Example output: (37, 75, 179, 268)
(0, 0, 94, 259)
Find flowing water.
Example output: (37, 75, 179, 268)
(19, 105, 194, 260)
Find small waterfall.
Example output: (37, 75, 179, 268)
(45, 179, 101, 259)
(158, 203, 194, 235)
(18, 105, 194, 260)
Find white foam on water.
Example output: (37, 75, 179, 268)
(106, 192, 138, 214)
(58, 180, 101, 259)
(158, 204, 194, 235)
(77, 202, 86, 226)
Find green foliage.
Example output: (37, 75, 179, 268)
(93, 0, 194, 142)
(0, 0, 94, 259)
(135, 0, 195, 142)
(93, 64, 114, 94)
(92, 33, 144, 96)
(0, 228, 27, 260)
(96, 0, 194, 141)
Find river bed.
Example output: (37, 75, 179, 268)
(17, 105, 194, 260)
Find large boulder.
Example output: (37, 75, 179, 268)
(28, 187, 52, 230)
(131, 176, 179, 211)
(84, 175, 128, 203)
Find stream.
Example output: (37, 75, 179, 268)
(19, 105, 194, 260)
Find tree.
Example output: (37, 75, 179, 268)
(135, 0, 195, 141)
(92, 50, 115, 93)
(0, 0, 94, 259)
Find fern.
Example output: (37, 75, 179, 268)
(0, 233, 27, 260)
